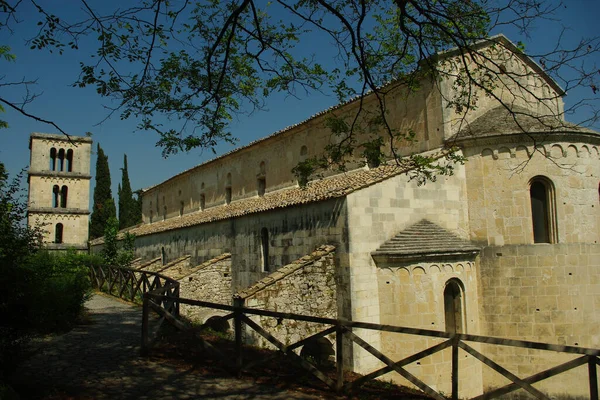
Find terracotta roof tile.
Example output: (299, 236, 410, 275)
(90, 152, 447, 245)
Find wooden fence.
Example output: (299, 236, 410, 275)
(90, 265, 600, 400)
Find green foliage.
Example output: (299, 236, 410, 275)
(90, 144, 116, 239)
(102, 217, 136, 267)
(118, 154, 141, 229)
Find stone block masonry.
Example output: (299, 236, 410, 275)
(236, 245, 337, 351)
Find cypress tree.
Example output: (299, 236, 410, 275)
(118, 154, 137, 229)
(90, 144, 116, 239)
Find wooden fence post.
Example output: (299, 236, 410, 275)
(141, 295, 150, 356)
(234, 297, 244, 377)
(452, 336, 459, 400)
(589, 356, 598, 400)
(336, 321, 344, 394)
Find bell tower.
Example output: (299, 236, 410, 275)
(27, 132, 93, 250)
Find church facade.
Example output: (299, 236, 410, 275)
(91, 35, 600, 397)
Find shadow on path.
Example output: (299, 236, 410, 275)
(10, 293, 322, 400)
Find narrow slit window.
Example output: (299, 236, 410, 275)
(52, 185, 60, 208)
(58, 149, 65, 171)
(261, 227, 269, 272)
(50, 148, 57, 171)
(60, 185, 68, 208)
(66, 149, 73, 172)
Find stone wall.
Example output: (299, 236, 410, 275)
(479, 243, 600, 397)
(173, 254, 232, 323)
(377, 260, 483, 397)
(464, 140, 600, 246)
(237, 245, 337, 351)
(345, 158, 470, 372)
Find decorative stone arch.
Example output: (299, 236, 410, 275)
(444, 278, 466, 334)
(529, 175, 558, 244)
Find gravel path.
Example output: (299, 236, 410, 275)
(10, 293, 323, 400)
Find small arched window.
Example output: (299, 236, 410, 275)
(66, 149, 73, 172)
(257, 161, 266, 197)
(444, 279, 465, 334)
(60, 185, 68, 208)
(55, 223, 64, 244)
(529, 176, 557, 244)
(300, 145, 308, 158)
(225, 173, 232, 204)
(52, 185, 60, 208)
(58, 149, 65, 171)
(260, 227, 269, 272)
(49, 148, 57, 171)
(161, 247, 166, 265)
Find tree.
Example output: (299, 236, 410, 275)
(90, 144, 115, 239)
(118, 154, 140, 229)
(1, 1, 599, 182)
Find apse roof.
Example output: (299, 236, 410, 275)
(371, 219, 480, 262)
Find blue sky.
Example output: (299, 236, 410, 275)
(1, 0, 599, 206)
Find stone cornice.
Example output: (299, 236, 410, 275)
(28, 170, 92, 179)
(450, 130, 600, 149)
(44, 243, 89, 251)
(28, 207, 90, 215)
(30, 132, 93, 143)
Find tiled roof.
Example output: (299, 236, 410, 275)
(452, 106, 596, 141)
(90, 152, 447, 245)
(235, 245, 335, 300)
(372, 219, 479, 262)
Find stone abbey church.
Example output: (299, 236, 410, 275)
(30, 35, 599, 396)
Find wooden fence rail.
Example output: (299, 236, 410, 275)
(89, 265, 600, 399)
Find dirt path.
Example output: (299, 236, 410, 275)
(10, 293, 324, 400)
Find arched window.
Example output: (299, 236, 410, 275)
(49, 148, 57, 170)
(444, 279, 465, 334)
(60, 185, 68, 208)
(257, 161, 266, 197)
(57, 149, 65, 171)
(300, 145, 308, 158)
(529, 176, 557, 244)
(161, 247, 166, 265)
(52, 185, 60, 208)
(200, 194, 206, 211)
(55, 223, 64, 244)
(66, 149, 73, 172)
(225, 173, 232, 204)
(260, 227, 269, 272)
